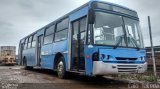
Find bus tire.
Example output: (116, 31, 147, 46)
(23, 58, 33, 70)
(95, 75, 104, 78)
(57, 57, 66, 79)
(23, 58, 28, 70)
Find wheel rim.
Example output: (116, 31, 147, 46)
(57, 61, 64, 76)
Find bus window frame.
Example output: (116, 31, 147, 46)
(54, 17, 69, 42)
(24, 38, 29, 49)
(89, 10, 144, 50)
(71, 16, 87, 43)
(28, 35, 33, 49)
(31, 34, 37, 48)
(56, 18, 69, 32)
(45, 25, 55, 36)
(43, 24, 55, 45)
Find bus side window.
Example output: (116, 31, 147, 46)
(80, 17, 87, 44)
(28, 36, 32, 48)
(56, 18, 69, 31)
(80, 17, 86, 32)
(24, 38, 28, 49)
(44, 35, 54, 44)
(55, 18, 69, 42)
(44, 25, 55, 44)
(55, 29, 68, 42)
(31, 34, 36, 48)
(20, 39, 25, 48)
(73, 21, 79, 41)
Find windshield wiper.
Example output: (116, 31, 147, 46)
(129, 35, 140, 50)
(126, 27, 140, 50)
(114, 36, 123, 49)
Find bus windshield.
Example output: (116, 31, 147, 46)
(94, 11, 144, 48)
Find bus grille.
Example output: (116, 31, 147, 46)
(116, 57, 137, 60)
(116, 57, 137, 63)
(117, 65, 138, 73)
(117, 61, 135, 63)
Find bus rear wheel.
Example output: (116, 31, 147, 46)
(23, 58, 33, 70)
(23, 58, 27, 69)
(57, 57, 66, 79)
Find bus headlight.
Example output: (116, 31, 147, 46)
(92, 52, 99, 61)
(100, 54, 105, 60)
(141, 57, 145, 61)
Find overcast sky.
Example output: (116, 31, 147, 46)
(0, 0, 160, 53)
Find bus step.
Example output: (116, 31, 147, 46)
(34, 66, 41, 69)
(70, 69, 85, 74)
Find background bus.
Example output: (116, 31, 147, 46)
(18, 0, 147, 78)
(0, 46, 16, 65)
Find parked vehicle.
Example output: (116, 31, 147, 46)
(18, 0, 147, 78)
(0, 46, 16, 65)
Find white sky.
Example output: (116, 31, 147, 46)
(0, 0, 160, 54)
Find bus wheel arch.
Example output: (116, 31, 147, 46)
(23, 56, 28, 69)
(23, 56, 33, 70)
(54, 52, 65, 70)
(54, 52, 67, 78)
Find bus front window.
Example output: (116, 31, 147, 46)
(124, 17, 144, 48)
(94, 11, 144, 48)
(94, 12, 126, 46)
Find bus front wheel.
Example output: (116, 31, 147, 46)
(57, 57, 66, 79)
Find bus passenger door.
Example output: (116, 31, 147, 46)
(71, 17, 86, 71)
(37, 35, 43, 66)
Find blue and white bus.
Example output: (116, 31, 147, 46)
(18, 0, 147, 78)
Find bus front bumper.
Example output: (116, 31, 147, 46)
(93, 61, 147, 75)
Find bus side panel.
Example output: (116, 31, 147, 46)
(23, 48, 36, 66)
(41, 40, 68, 70)
(41, 55, 55, 69)
(85, 46, 95, 76)
(41, 44, 54, 69)
(52, 40, 68, 71)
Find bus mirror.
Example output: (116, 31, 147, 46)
(88, 9, 95, 24)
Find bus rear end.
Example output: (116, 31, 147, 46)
(86, 1, 147, 76)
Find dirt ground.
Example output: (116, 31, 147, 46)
(0, 66, 157, 89)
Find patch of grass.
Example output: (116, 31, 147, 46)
(144, 75, 158, 82)
(111, 74, 159, 82)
